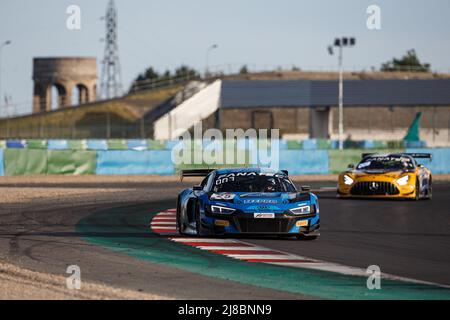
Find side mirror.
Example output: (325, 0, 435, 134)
(301, 186, 311, 192)
(193, 185, 203, 191)
(348, 164, 355, 169)
(418, 164, 424, 168)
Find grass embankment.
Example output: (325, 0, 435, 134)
(0, 86, 182, 139)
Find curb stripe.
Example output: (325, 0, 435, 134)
(226, 254, 298, 260)
(205, 249, 283, 255)
(171, 238, 240, 243)
(245, 259, 316, 263)
(188, 242, 254, 247)
(149, 210, 450, 289)
(151, 222, 176, 226)
(151, 226, 176, 229)
(197, 246, 270, 251)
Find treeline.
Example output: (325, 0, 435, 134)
(130, 50, 432, 92)
(129, 65, 201, 92)
(381, 49, 431, 72)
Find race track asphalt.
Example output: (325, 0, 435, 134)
(0, 179, 449, 299)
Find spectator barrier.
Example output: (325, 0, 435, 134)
(96, 150, 174, 175)
(0, 139, 448, 176)
(0, 149, 3, 176)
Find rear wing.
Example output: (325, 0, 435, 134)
(361, 153, 375, 159)
(361, 153, 432, 160)
(405, 153, 432, 160)
(180, 169, 215, 181)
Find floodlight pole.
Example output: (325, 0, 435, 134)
(329, 37, 355, 150)
(338, 44, 344, 150)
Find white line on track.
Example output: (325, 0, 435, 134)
(268, 262, 368, 276)
(150, 210, 450, 288)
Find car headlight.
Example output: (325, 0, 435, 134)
(396, 175, 410, 186)
(289, 205, 311, 215)
(344, 175, 354, 185)
(210, 205, 236, 214)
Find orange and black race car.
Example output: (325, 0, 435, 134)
(337, 153, 432, 200)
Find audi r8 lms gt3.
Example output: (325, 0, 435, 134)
(337, 153, 432, 200)
(176, 168, 320, 239)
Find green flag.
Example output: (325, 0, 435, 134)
(404, 112, 422, 141)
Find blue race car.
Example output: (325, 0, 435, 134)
(176, 168, 320, 240)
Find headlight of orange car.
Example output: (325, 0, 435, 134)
(396, 175, 410, 186)
(343, 175, 354, 185)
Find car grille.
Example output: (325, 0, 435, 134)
(350, 181, 399, 196)
(235, 218, 294, 233)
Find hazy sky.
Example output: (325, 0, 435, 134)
(0, 0, 449, 116)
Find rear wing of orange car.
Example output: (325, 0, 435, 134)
(405, 153, 432, 160)
(361, 153, 432, 160)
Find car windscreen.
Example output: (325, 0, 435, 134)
(213, 172, 297, 193)
(357, 156, 414, 171)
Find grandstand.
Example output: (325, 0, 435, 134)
(154, 77, 450, 147)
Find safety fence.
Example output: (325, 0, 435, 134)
(0, 138, 426, 151)
(0, 139, 448, 176)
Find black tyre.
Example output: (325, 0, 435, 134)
(194, 202, 204, 236)
(415, 180, 421, 200)
(176, 197, 185, 235)
(426, 177, 433, 200)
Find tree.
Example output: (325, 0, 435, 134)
(239, 65, 249, 74)
(381, 49, 431, 72)
(143, 67, 160, 80)
(155, 70, 171, 83)
(174, 65, 200, 80)
(129, 65, 200, 93)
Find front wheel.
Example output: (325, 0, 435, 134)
(414, 180, 421, 201)
(194, 202, 205, 236)
(176, 197, 186, 235)
(426, 187, 433, 200)
(426, 177, 433, 200)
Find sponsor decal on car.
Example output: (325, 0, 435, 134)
(254, 213, 275, 219)
(210, 193, 236, 200)
(243, 199, 278, 204)
(296, 220, 309, 227)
